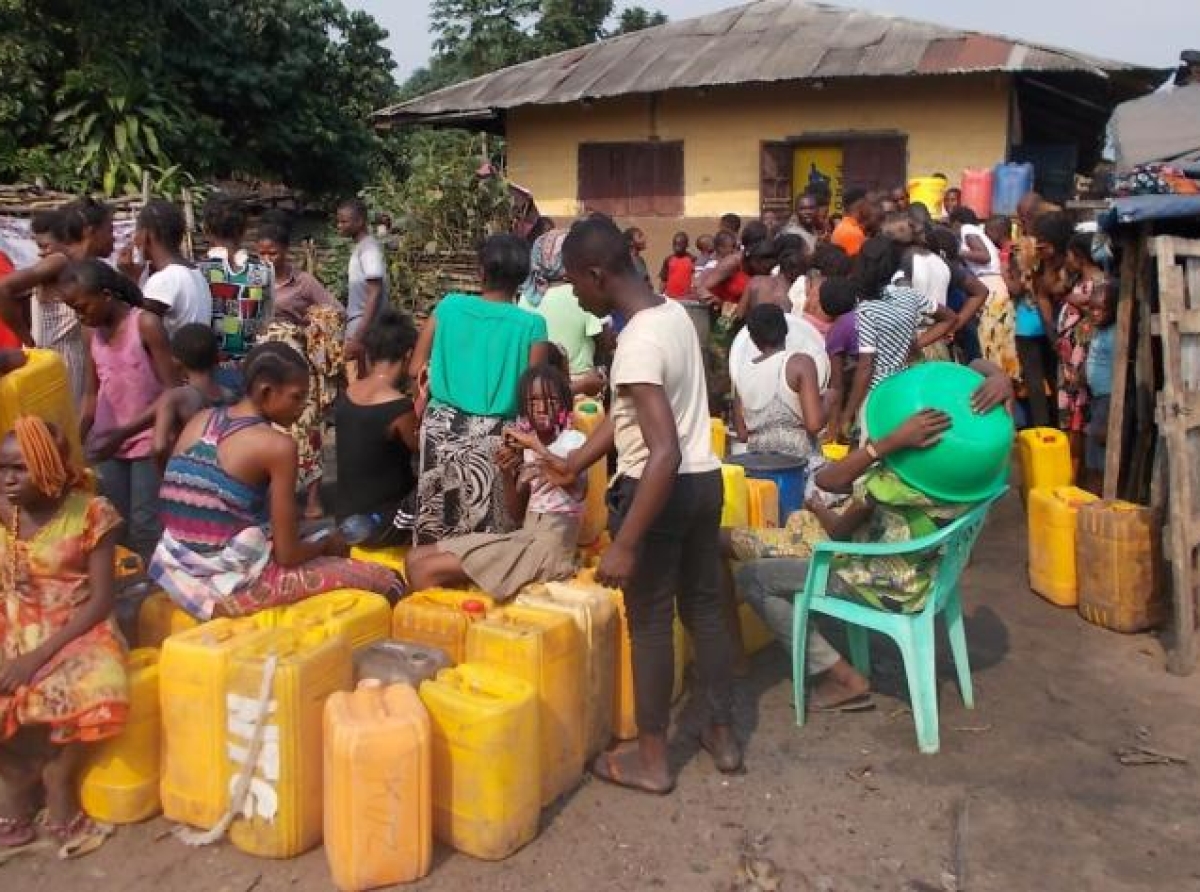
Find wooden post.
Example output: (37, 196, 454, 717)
(1103, 234, 1138, 498)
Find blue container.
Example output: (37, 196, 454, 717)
(728, 453, 807, 518)
(992, 162, 1035, 216)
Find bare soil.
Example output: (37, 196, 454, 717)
(6, 494, 1200, 891)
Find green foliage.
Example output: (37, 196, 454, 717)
(613, 6, 669, 34)
(369, 130, 512, 312)
(534, 0, 612, 54)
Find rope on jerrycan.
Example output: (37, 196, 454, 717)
(174, 654, 278, 847)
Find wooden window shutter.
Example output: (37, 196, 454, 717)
(760, 142, 793, 218)
(653, 142, 684, 216)
(578, 142, 684, 217)
(842, 136, 907, 194)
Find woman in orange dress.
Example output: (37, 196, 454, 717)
(0, 416, 127, 853)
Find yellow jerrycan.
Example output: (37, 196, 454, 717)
(0, 348, 82, 464)
(516, 579, 617, 759)
(572, 398, 609, 546)
(465, 606, 585, 806)
(1027, 486, 1098, 607)
(393, 588, 495, 664)
(608, 587, 687, 740)
(136, 589, 198, 649)
(80, 647, 162, 823)
(745, 478, 780, 528)
(418, 664, 539, 860)
(323, 681, 432, 889)
(1076, 500, 1167, 633)
(159, 618, 273, 829)
(275, 589, 391, 651)
(1017, 427, 1073, 503)
(721, 463, 749, 527)
(349, 544, 409, 575)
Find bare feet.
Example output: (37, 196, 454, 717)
(303, 483, 325, 520)
(810, 659, 872, 711)
(591, 736, 673, 794)
(700, 723, 743, 773)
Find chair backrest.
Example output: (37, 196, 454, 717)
(926, 489, 1005, 613)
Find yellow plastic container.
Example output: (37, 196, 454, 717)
(822, 443, 850, 462)
(907, 176, 949, 219)
(275, 589, 391, 651)
(393, 589, 496, 664)
(739, 602, 775, 655)
(0, 348, 82, 464)
(465, 606, 585, 806)
(1028, 486, 1099, 607)
(516, 580, 617, 759)
(160, 618, 274, 829)
(80, 648, 161, 824)
(324, 681, 432, 889)
(418, 664, 539, 860)
(137, 589, 199, 649)
(710, 418, 727, 460)
(1077, 501, 1167, 633)
(746, 478, 780, 528)
(228, 627, 353, 859)
(349, 544, 409, 575)
(609, 588, 687, 740)
(1017, 427, 1073, 503)
(573, 398, 609, 546)
(721, 463, 750, 528)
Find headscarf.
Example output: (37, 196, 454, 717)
(520, 229, 569, 308)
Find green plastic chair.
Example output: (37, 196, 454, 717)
(791, 490, 1004, 754)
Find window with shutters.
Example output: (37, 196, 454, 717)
(578, 142, 684, 217)
(760, 134, 907, 216)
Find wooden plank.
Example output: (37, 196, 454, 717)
(1129, 243, 1157, 503)
(1170, 308, 1200, 335)
(1154, 236, 1199, 675)
(1104, 234, 1139, 499)
(1148, 236, 1200, 259)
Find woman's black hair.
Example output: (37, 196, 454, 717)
(740, 220, 769, 251)
(809, 243, 851, 277)
(949, 206, 980, 226)
(241, 341, 309, 390)
(60, 258, 143, 307)
(929, 226, 961, 263)
(478, 233, 532, 294)
(774, 233, 808, 258)
(745, 302, 788, 351)
(517, 360, 573, 426)
(1067, 231, 1095, 261)
(171, 323, 220, 372)
(52, 197, 111, 245)
(853, 236, 901, 299)
(363, 308, 418, 364)
(1032, 212, 1074, 255)
(31, 209, 58, 237)
(137, 199, 186, 250)
(779, 249, 806, 281)
(257, 210, 294, 248)
(202, 195, 247, 242)
(819, 276, 858, 318)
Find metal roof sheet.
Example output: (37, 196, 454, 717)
(375, 0, 1159, 124)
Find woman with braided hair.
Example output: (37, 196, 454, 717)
(0, 416, 128, 854)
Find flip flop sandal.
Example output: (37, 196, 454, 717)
(44, 813, 112, 860)
(590, 749, 675, 795)
(811, 694, 876, 714)
(0, 816, 36, 849)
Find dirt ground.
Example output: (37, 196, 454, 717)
(6, 492, 1200, 891)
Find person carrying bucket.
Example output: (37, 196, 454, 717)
(723, 360, 1013, 711)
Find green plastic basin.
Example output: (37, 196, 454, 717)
(864, 362, 1013, 503)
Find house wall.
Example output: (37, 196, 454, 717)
(506, 74, 1011, 252)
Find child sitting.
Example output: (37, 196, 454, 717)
(0, 417, 128, 854)
(334, 309, 419, 548)
(150, 342, 403, 619)
(405, 361, 584, 600)
(152, 323, 235, 468)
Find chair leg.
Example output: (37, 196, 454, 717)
(943, 589, 975, 709)
(793, 598, 811, 727)
(896, 622, 941, 754)
(846, 625, 871, 678)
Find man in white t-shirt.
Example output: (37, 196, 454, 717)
(545, 216, 740, 794)
(135, 200, 212, 337)
(336, 198, 388, 380)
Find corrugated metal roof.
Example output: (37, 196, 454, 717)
(375, 0, 1157, 124)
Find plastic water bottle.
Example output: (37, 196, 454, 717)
(339, 513, 381, 546)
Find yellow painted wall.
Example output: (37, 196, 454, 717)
(506, 75, 1011, 224)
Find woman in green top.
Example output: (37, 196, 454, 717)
(409, 235, 548, 543)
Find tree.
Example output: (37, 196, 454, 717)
(534, 0, 612, 54)
(429, 0, 540, 79)
(613, 6, 668, 34)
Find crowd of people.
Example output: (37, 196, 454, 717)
(0, 177, 1101, 849)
